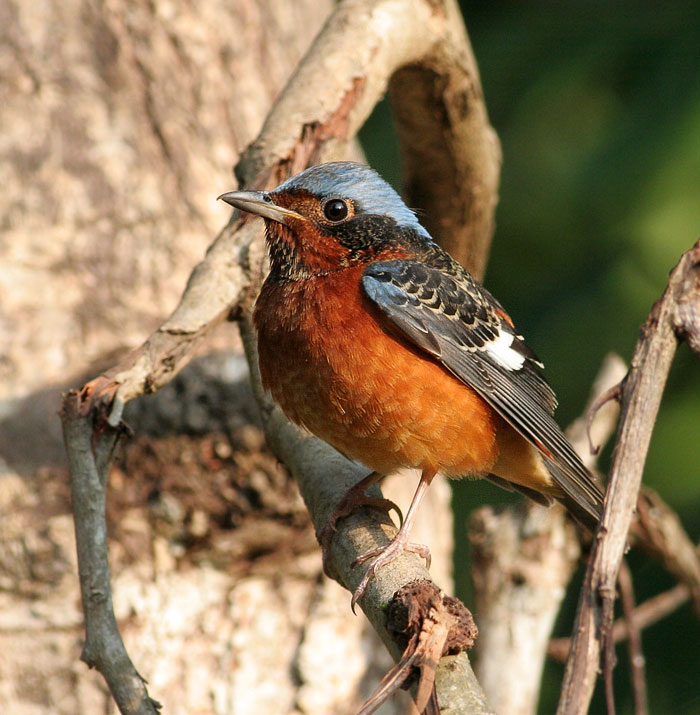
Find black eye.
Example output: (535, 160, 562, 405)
(323, 199, 349, 222)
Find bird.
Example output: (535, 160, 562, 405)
(219, 161, 604, 606)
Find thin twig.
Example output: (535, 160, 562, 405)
(603, 604, 618, 715)
(567, 353, 627, 469)
(61, 392, 161, 715)
(549, 582, 691, 663)
(614, 583, 690, 639)
(618, 561, 648, 715)
(586, 381, 622, 457)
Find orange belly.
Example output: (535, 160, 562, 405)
(254, 267, 500, 478)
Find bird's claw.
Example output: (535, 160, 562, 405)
(318, 491, 403, 578)
(350, 538, 432, 613)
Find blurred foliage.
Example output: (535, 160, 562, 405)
(360, 1, 700, 712)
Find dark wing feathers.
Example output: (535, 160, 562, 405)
(362, 252, 557, 414)
(362, 252, 603, 527)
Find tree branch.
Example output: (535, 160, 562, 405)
(549, 514, 700, 661)
(64, 0, 501, 711)
(618, 560, 648, 715)
(61, 393, 160, 715)
(557, 238, 700, 714)
(389, 0, 500, 277)
(238, 315, 490, 711)
(634, 488, 700, 616)
(549, 581, 693, 663)
(469, 353, 625, 715)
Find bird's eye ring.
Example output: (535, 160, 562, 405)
(323, 198, 350, 223)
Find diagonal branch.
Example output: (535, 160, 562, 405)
(557, 238, 700, 714)
(78, 0, 500, 422)
(238, 315, 490, 711)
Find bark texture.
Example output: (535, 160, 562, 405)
(0, 1, 427, 712)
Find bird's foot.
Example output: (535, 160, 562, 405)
(351, 534, 432, 612)
(318, 477, 403, 579)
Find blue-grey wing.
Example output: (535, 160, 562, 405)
(362, 255, 603, 525)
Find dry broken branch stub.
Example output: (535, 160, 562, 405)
(386, 580, 478, 660)
(357, 580, 478, 715)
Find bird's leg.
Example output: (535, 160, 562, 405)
(351, 469, 436, 611)
(318, 471, 403, 578)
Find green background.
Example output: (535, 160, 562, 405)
(361, 2, 700, 712)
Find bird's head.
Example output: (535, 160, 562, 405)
(219, 162, 432, 280)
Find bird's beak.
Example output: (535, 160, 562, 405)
(217, 190, 305, 225)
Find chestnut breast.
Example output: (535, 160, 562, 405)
(253, 265, 500, 477)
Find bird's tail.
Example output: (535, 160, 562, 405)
(542, 456, 604, 532)
(487, 462, 604, 533)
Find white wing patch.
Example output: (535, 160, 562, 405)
(484, 329, 526, 371)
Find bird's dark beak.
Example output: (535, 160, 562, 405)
(217, 190, 305, 226)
